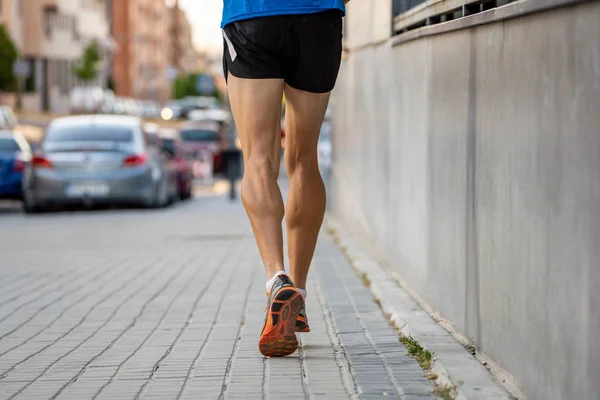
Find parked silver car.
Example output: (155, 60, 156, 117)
(23, 115, 175, 213)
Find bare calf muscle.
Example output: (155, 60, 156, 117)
(222, 0, 345, 357)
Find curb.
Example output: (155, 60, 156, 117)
(326, 217, 525, 400)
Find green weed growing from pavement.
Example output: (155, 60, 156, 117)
(328, 223, 458, 399)
(327, 224, 457, 398)
(399, 335, 434, 370)
(359, 272, 371, 287)
(399, 335, 458, 399)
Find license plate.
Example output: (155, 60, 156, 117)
(66, 182, 110, 197)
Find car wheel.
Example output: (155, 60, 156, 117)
(23, 201, 44, 214)
(181, 184, 192, 200)
(141, 184, 159, 209)
(141, 195, 155, 209)
(150, 179, 169, 209)
(167, 191, 177, 206)
(23, 192, 43, 214)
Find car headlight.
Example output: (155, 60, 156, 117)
(161, 108, 173, 120)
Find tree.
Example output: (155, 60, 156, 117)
(72, 41, 102, 82)
(172, 72, 219, 100)
(0, 24, 18, 91)
(173, 73, 197, 99)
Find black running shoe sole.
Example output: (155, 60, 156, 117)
(259, 287, 303, 357)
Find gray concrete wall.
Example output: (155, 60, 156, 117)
(330, 2, 600, 399)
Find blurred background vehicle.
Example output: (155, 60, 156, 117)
(0, 106, 44, 151)
(23, 115, 175, 213)
(187, 108, 230, 124)
(0, 130, 31, 201)
(178, 96, 220, 119)
(0, 106, 18, 130)
(100, 97, 116, 114)
(113, 97, 128, 115)
(161, 100, 183, 121)
(125, 98, 141, 117)
(177, 120, 224, 177)
(158, 128, 193, 200)
(70, 87, 115, 114)
(143, 122, 161, 147)
(141, 101, 161, 119)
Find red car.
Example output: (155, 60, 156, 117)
(177, 121, 225, 177)
(158, 129, 193, 200)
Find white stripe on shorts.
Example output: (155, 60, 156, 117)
(222, 29, 237, 62)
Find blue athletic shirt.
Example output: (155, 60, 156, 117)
(222, 0, 345, 28)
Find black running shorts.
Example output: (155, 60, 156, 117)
(222, 10, 343, 94)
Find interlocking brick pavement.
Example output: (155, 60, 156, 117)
(0, 191, 434, 399)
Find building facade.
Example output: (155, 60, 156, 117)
(331, 1, 600, 400)
(111, 0, 170, 103)
(0, 0, 111, 112)
(168, 1, 198, 74)
(0, 0, 24, 50)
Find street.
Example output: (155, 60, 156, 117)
(0, 186, 434, 400)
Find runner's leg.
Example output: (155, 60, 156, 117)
(227, 75, 286, 280)
(283, 85, 330, 290)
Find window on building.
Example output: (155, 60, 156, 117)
(72, 16, 80, 40)
(68, 60, 74, 92)
(24, 59, 36, 93)
(61, 60, 68, 95)
(52, 60, 60, 92)
(44, 8, 56, 38)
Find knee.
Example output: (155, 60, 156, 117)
(244, 155, 278, 179)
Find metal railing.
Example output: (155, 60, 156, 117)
(393, 0, 429, 17)
(393, 0, 516, 33)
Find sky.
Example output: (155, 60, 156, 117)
(178, 0, 224, 55)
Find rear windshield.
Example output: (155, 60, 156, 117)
(45, 124, 134, 143)
(0, 137, 19, 152)
(180, 129, 219, 142)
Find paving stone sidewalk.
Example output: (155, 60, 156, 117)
(0, 192, 435, 400)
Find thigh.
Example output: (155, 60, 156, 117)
(284, 10, 343, 94)
(283, 84, 330, 157)
(227, 75, 285, 167)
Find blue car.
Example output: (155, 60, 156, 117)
(0, 130, 31, 200)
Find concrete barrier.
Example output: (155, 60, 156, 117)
(330, 1, 600, 399)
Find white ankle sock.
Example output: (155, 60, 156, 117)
(297, 288, 307, 300)
(266, 270, 286, 292)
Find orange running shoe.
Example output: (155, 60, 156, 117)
(295, 303, 310, 333)
(259, 274, 303, 357)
